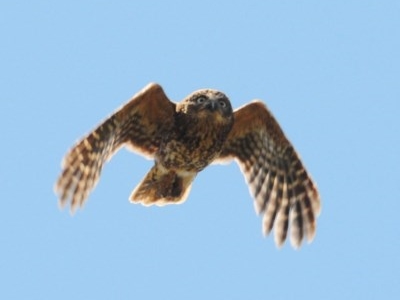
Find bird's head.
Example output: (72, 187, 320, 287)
(177, 89, 233, 123)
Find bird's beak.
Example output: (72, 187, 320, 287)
(205, 100, 218, 111)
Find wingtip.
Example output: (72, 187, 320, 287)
(289, 235, 302, 249)
(306, 221, 317, 243)
(274, 234, 285, 249)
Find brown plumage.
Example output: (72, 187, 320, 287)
(55, 83, 321, 248)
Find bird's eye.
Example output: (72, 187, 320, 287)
(219, 100, 227, 108)
(196, 96, 207, 104)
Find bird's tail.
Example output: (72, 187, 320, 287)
(130, 164, 196, 206)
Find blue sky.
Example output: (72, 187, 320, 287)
(1, 1, 399, 299)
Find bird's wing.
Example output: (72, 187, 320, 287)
(54, 83, 176, 213)
(217, 101, 321, 248)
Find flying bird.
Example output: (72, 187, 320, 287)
(55, 83, 321, 248)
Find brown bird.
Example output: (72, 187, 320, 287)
(55, 83, 321, 248)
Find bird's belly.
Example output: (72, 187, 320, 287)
(157, 139, 222, 172)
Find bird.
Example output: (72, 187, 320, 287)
(55, 83, 321, 248)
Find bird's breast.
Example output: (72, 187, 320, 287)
(157, 118, 231, 172)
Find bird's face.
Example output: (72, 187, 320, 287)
(178, 89, 233, 121)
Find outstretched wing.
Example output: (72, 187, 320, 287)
(54, 83, 176, 213)
(218, 101, 321, 248)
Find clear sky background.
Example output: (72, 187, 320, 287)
(1, 1, 399, 299)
